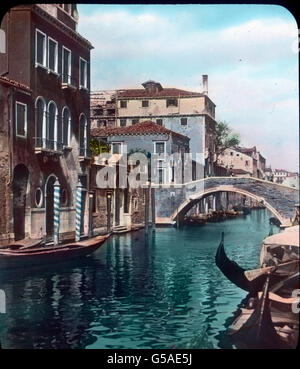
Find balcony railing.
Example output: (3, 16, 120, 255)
(34, 137, 64, 154)
(79, 146, 91, 158)
(61, 74, 77, 89)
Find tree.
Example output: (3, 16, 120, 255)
(215, 121, 240, 160)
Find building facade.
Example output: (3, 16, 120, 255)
(218, 146, 267, 178)
(0, 4, 93, 245)
(90, 121, 190, 229)
(90, 90, 117, 129)
(218, 147, 253, 177)
(112, 77, 216, 177)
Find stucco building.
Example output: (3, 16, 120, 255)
(0, 4, 93, 245)
(90, 90, 116, 129)
(90, 121, 190, 229)
(218, 146, 267, 178)
(102, 77, 217, 177)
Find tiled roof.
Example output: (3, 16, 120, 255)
(91, 121, 189, 141)
(117, 88, 204, 99)
(0, 76, 31, 92)
(237, 146, 256, 154)
(232, 168, 252, 175)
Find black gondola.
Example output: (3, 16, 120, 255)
(215, 232, 268, 293)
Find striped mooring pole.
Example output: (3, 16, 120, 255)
(75, 180, 83, 242)
(53, 180, 61, 245)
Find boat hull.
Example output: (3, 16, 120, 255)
(0, 235, 109, 270)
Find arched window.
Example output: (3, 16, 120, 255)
(47, 101, 60, 150)
(62, 107, 71, 148)
(35, 97, 46, 148)
(79, 114, 88, 157)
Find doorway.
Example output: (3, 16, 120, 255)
(12, 164, 29, 241)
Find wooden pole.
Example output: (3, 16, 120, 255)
(144, 185, 149, 234)
(53, 180, 61, 245)
(151, 186, 156, 231)
(75, 180, 83, 242)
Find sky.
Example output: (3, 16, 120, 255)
(77, 4, 299, 172)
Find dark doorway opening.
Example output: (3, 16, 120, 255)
(12, 164, 29, 241)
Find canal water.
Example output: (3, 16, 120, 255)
(0, 209, 279, 349)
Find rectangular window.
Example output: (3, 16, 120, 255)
(132, 119, 139, 125)
(156, 118, 163, 126)
(181, 117, 187, 126)
(142, 100, 149, 108)
(166, 98, 178, 107)
(155, 142, 165, 155)
(36, 29, 46, 67)
(111, 142, 123, 154)
(245, 160, 249, 166)
(120, 100, 127, 108)
(120, 119, 127, 127)
(48, 37, 58, 73)
(15, 102, 27, 137)
(62, 46, 71, 84)
(79, 57, 88, 88)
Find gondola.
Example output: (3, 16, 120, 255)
(215, 231, 299, 294)
(228, 272, 299, 349)
(215, 233, 269, 293)
(217, 228, 299, 349)
(0, 234, 109, 270)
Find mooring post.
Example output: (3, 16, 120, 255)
(144, 183, 150, 235)
(88, 191, 94, 238)
(151, 186, 156, 232)
(53, 180, 61, 245)
(75, 179, 83, 242)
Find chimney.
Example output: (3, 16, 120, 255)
(202, 75, 208, 95)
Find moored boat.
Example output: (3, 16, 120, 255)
(0, 234, 109, 270)
(216, 227, 299, 348)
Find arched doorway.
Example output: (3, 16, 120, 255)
(12, 164, 29, 241)
(45, 174, 57, 241)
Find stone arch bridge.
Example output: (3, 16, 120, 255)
(154, 177, 299, 227)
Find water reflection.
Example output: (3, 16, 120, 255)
(0, 210, 278, 349)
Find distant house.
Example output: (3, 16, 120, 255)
(90, 90, 117, 129)
(218, 146, 267, 178)
(217, 147, 253, 177)
(273, 169, 289, 184)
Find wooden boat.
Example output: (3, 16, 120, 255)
(0, 234, 109, 270)
(228, 272, 299, 349)
(216, 227, 299, 348)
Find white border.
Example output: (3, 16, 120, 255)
(15, 101, 27, 138)
(48, 36, 58, 74)
(79, 57, 88, 89)
(35, 28, 47, 68)
(62, 46, 72, 84)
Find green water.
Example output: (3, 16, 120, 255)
(0, 209, 278, 349)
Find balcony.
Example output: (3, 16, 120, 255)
(78, 146, 92, 162)
(34, 137, 63, 156)
(61, 75, 77, 90)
